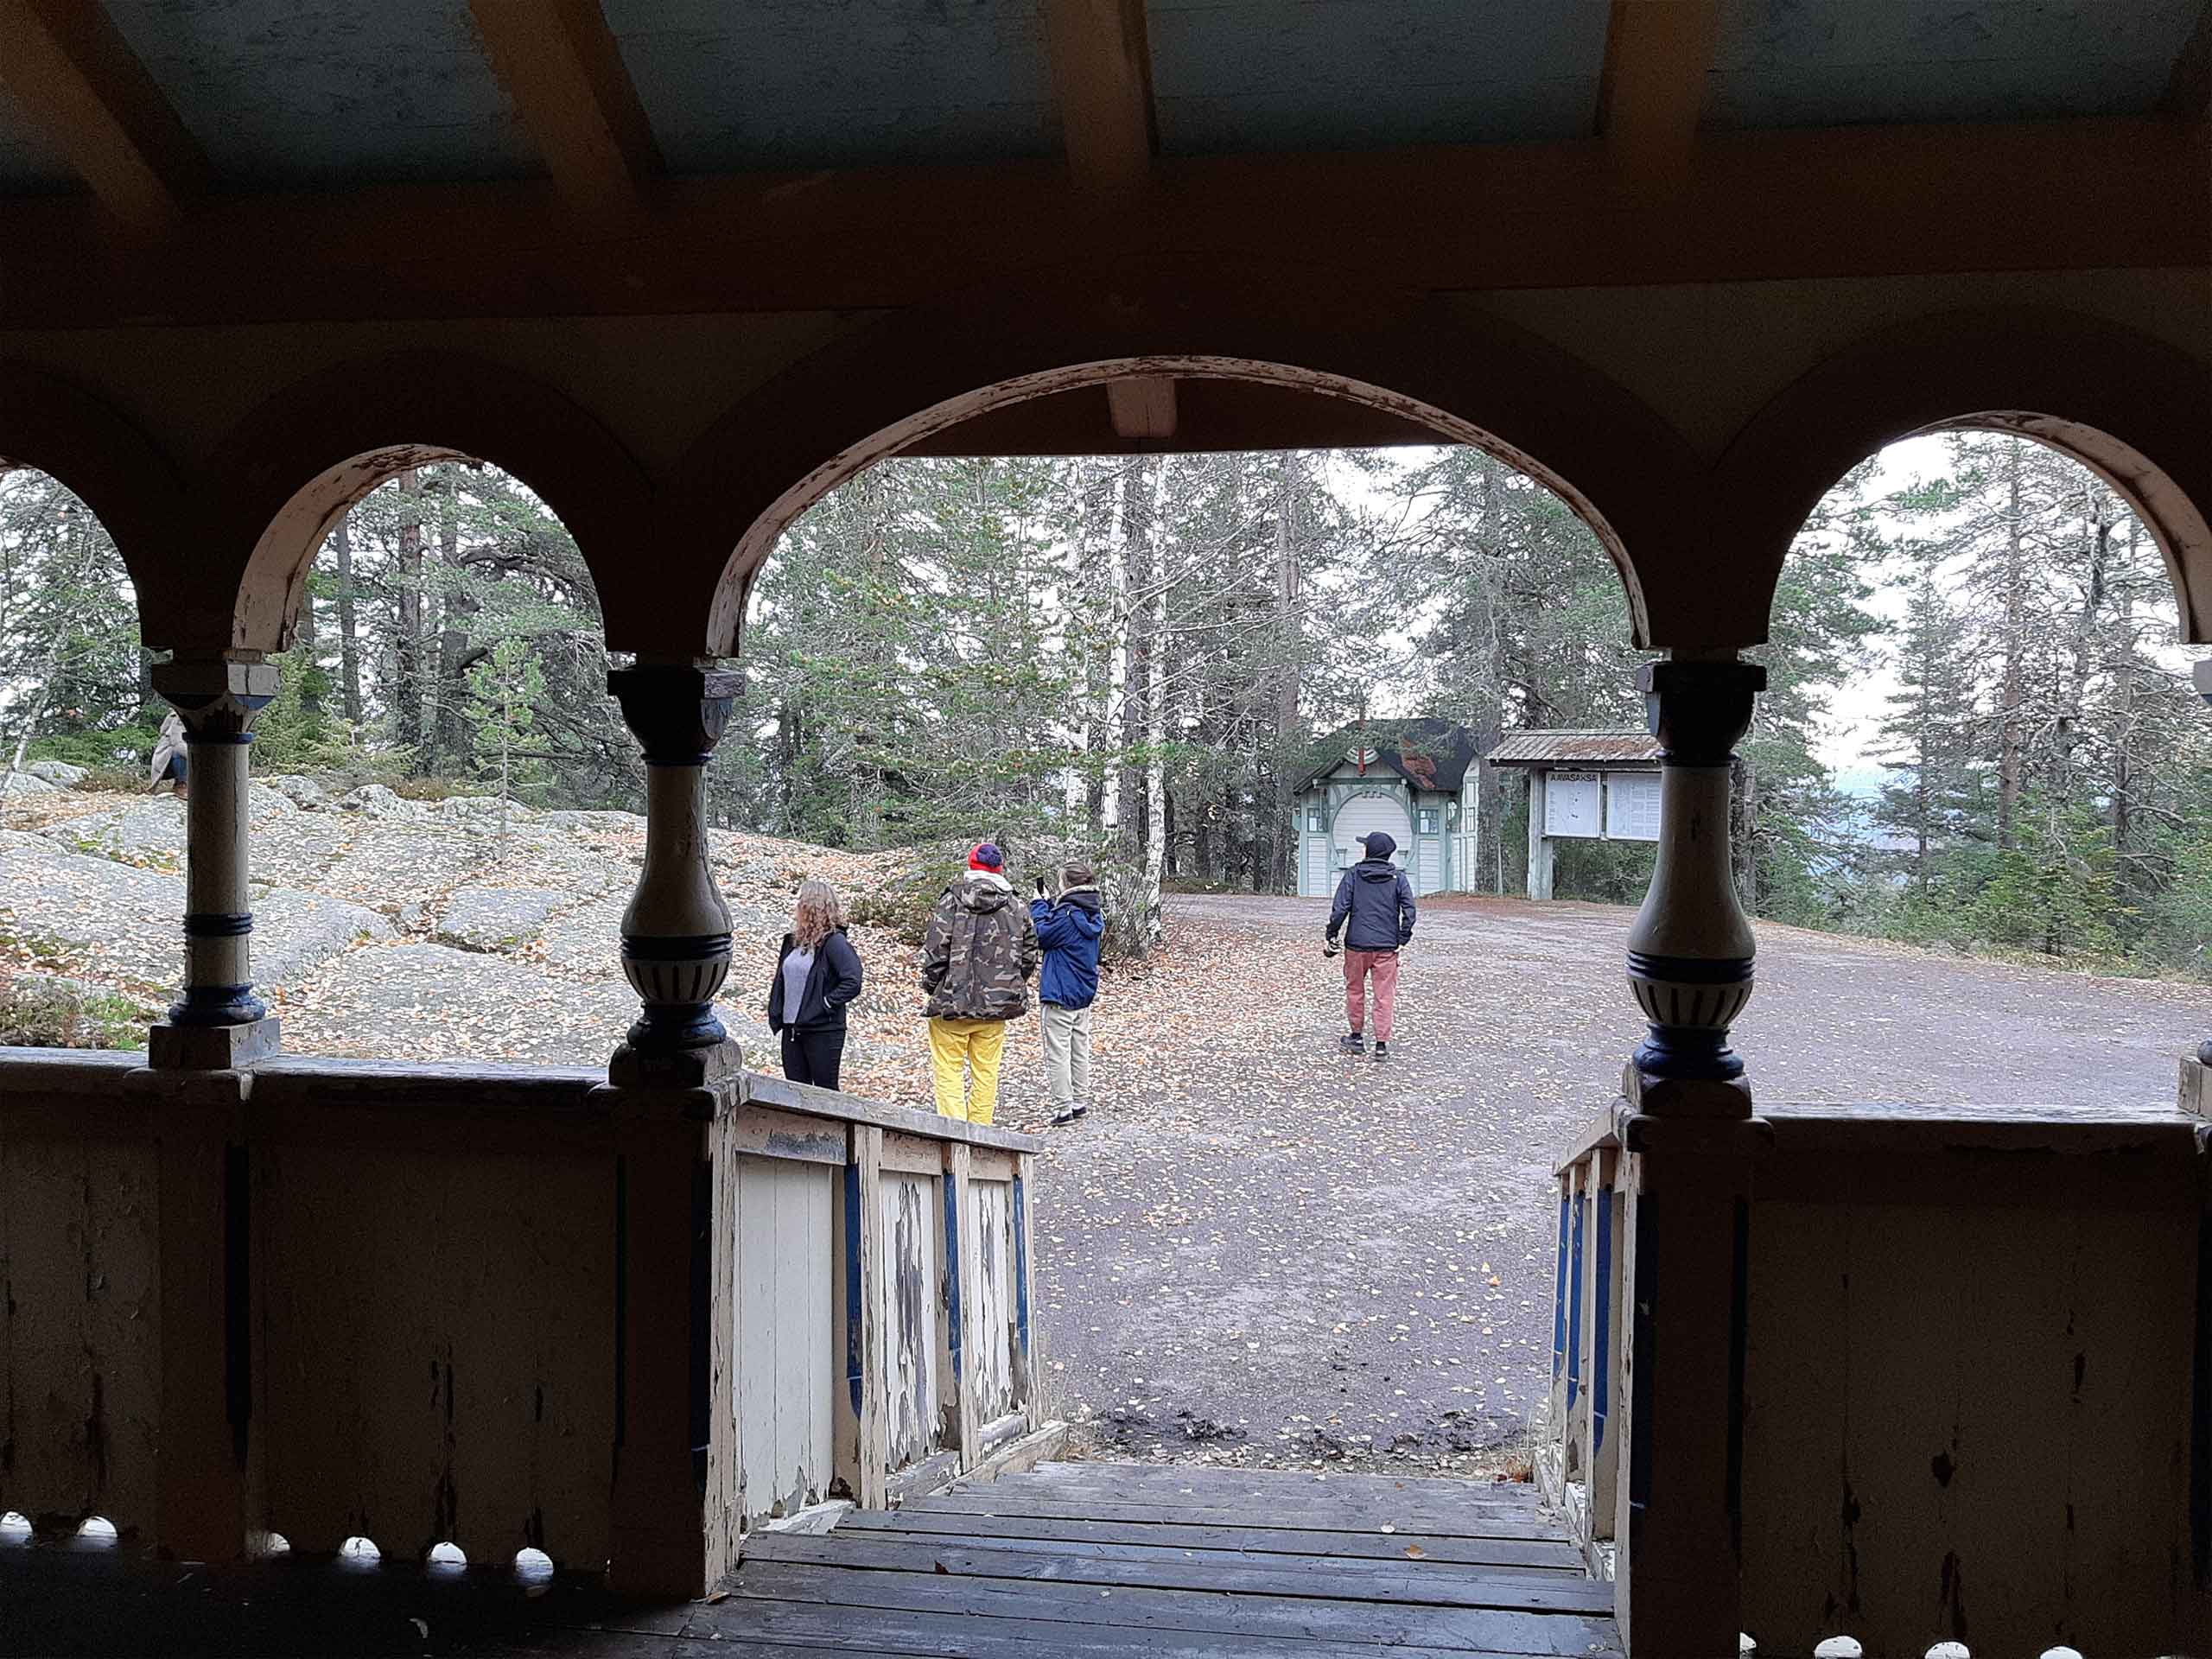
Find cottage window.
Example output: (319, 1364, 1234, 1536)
(1418, 809, 1439, 834)
(1307, 807, 1324, 830)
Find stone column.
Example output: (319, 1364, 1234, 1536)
(1624, 656, 1767, 1090)
(148, 657, 281, 1070)
(607, 664, 743, 1084)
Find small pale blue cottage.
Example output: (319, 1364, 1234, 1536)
(1290, 720, 1480, 899)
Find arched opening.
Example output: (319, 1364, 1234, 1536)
(426, 1540, 467, 1569)
(0, 1510, 31, 1543)
(0, 462, 168, 1052)
(73, 1516, 116, 1546)
(1767, 423, 2211, 989)
(715, 359, 1649, 1470)
(337, 1535, 381, 1564)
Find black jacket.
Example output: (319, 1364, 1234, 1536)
(1326, 858, 1416, 951)
(767, 927, 865, 1033)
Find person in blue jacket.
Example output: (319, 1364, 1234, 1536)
(1031, 861, 1105, 1126)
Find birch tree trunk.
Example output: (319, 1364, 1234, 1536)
(1140, 462, 1169, 946)
(394, 467, 426, 763)
(1099, 461, 1131, 841)
(1270, 453, 1304, 893)
(1997, 439, 2026, 850)
(333, 516, 365, 725)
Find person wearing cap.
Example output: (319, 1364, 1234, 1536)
(1324, 830, 1417, 1059)
(919, 842, 1040, 1124)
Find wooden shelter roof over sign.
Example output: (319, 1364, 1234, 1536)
(1487, 729, 1665, 767)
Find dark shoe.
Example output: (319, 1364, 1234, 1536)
(1051, 1104, 1086, 1126)
(1372, 1042, 1391, 1061)
(1339, 1032, 1365, 1054)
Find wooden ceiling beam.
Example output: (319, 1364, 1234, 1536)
(468, 0, 661, 216)
(1042, 0, 1177, 439)
(0, 0, 207, 231)
(0, 118, 2201, 328)
(1043, 0, 1157, 193)
(1596, 0, 1726, 188)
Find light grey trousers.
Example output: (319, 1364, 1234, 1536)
(1039, 1001, 1093, 1112)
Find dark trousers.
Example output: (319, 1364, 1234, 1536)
(779, 1026, 845, 1091)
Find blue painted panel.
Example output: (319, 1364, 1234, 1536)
(104, 0, 538, 187)
(843, 1160, 866, 1415)
(1593, 1186, 1611, 1452)
(1150, 0, 1611, 156)
(603, 0, 1057, 173)
(1550, 1192, 1568, 1383)
(1567, 1186, 1584, 1409)
(0, 87, 83, 194)
(942, 1165, 963, 1382)
(1012, 1174, 1031, 1364)
(1707, 0, 2205, 129)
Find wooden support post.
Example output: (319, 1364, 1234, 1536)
(1612, 1105, 1768, 1658)
(148, 657, 281, 1071)
(1014, 1153, 1037, 1427)
(1527, 770, 1554, 901)
(833, 1125, 887, 1508)
(1588, 1150, 1624, 1546)
(1625, 657, 1765, 1084)
(944, 1141, 982, 1469)
(137, 1068, 251, 1560)
(604, 1086, 714, 1598)
(607, 664, 742, 1080)
(702, 1093, 741, 1580)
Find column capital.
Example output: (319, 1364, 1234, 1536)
(152, 657, 279, 739)
(608, 664, 741, 766)
(1637, 658, 1766, 766)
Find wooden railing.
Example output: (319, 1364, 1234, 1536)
(1538, 1128, 1622, 1581)
(1545, 1086, 2211, 1659)
(0, 1048, 1042, 1598)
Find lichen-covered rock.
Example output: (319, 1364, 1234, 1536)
(435, 887, 569, 952)
(337, 785, 423, 820)
(433, 795, 531, 828)
(262, 774, 330, 809)
(1, 771, 59, 797)
(254, 888, 395, 989)
(26, 760, 87, 787)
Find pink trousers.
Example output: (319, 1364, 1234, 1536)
(1344, 949, 1400, 1041)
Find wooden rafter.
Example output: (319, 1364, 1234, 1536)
(468, 0, 661, 216)
(1596, 0, 1726, 187)
(0, 0, 207, 231)
(1042, 0, 1176, 440)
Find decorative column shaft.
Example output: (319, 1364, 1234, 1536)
(609, 665, 741, 1072)
(149, 657, 281, 1069)
(1624, 657, 1766, 1086)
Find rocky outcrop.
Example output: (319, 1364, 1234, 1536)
(26, 760, 87, 787)
(337, 784, 424, 820)
(434, 887, 569, 952)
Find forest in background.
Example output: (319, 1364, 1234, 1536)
(2, 429, 2208, 976)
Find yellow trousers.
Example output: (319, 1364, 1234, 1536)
(928, 1017, 1007, 1125)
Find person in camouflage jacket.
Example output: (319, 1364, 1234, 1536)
(919, 842, 1039, 1124)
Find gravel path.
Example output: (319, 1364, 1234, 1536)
(1025, 892, 2212, 1475)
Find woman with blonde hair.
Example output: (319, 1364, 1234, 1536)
(767, 878, 865, 1090)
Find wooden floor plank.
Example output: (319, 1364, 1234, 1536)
(906, 1491, 1558, 1539)
(1016, 1462, 1542, 1508)
(982, 1477, 1545, 1522)
(836, 1507, 1586, 1569)
(699, 1596, 1603, 1658)
(744, 1526, 1586, 1585)
(739, 1531, 1611, 1611)
(725, 1560, 1622, 1656)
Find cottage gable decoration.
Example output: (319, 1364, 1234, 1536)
(1293, 719, 1481, 899)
